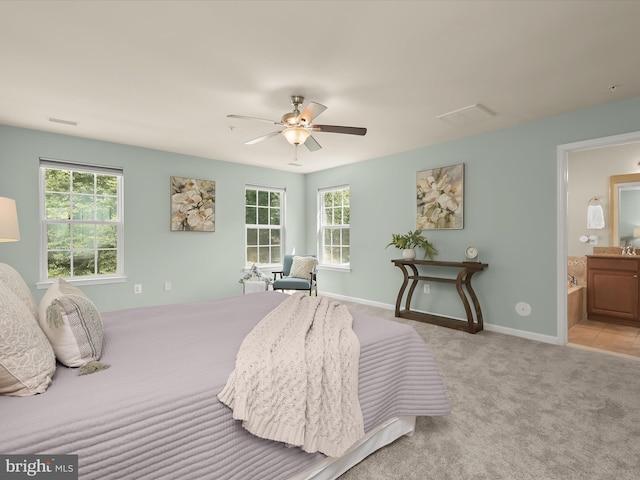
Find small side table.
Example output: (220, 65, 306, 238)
(243, 280, 267, 294)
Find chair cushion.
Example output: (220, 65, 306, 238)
(289, 256, 317, 280)
(273, 277, 312, 290)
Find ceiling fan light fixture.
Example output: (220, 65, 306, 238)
(229, 96, 362, 153)
(281, 111, 298, 125)
(282, 126, 310, 145)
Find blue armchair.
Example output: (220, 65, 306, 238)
(272, 254, 317, 296)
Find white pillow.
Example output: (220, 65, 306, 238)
(289, 256, 317, 280)
(0, 282, 56, 396)
(0, 263, 38, 319)
(38, 279, 104, 368)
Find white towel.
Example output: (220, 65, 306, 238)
(587, 205, 605, 229)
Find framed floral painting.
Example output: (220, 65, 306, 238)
(170, 176, 215, 232)
(416, 163, 464, 230)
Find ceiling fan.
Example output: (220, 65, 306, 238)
(227, 95, 367, 152)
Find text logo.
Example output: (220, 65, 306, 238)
(0, 455, 78, 479)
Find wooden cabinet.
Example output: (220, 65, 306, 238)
(587, 256, 640, 326)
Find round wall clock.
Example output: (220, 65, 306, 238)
(465, 246, 479, 261)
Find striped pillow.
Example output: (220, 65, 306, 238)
(38, 279, 104, 368)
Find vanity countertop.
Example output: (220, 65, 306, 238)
(591, 246, 639, 257)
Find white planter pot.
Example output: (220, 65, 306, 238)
(402, 248, 416, 260)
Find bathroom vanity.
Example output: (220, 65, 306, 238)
(587, 255, 640, 326)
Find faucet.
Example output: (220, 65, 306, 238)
(568, 273, 577, 285)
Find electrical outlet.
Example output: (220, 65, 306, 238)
(424, 284, 430, 294)
(134, 284, 142, 294)
(164, 281, 172, 291)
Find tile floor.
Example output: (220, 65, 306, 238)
(568, 319, 640, 358)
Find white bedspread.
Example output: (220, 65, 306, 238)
(218, 293, 364, 457)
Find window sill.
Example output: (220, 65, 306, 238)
(244, 263, 282, 272)
(36, 275, 127, 289)
(317, 265, 351, 273)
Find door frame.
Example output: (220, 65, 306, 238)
(556, 130, 640, 344)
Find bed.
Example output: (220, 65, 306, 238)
(0, 289, 450, 479)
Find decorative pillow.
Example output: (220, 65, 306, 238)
(0, 282, 56, 396)
(38, 279, 105, 369)
(0, 263, 38, 319)
(289, 256, 317, 280)
(38, 278, 84, 325)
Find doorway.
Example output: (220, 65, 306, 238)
(557, 130, 640, 357)
(568, 319, 640, 357)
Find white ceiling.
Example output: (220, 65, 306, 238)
(1, 0, 640, 173)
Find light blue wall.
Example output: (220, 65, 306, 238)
(305, 96, 640, 337)
(3, 96, 640, 336)
(0, 126, 306, 311)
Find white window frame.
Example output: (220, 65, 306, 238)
(318, 185, 350, 270)
(244, 184, 285, 269)
(37, 158, 125, 288)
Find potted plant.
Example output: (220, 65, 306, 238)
(386, 229, 438, 260)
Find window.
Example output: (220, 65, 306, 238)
(319, 185, 350, 267)
(39, 159, 124, 285)
(245, 185, 284, 267)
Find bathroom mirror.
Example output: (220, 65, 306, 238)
(609, 173, 640, 246)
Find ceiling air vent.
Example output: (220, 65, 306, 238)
(48, 117, 78, 126)
(436, 104, 495, 125)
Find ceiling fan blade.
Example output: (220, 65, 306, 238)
(227, 114, 282, 125)
(312, 124, 367, 136)
(245, 131, 282, 145)
(304, 135, 322, 152)
(296, 102, 327, 125)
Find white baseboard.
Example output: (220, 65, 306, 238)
(483, 323, 560, 345)
(319, 291, 561, 345)
(319, 291, 395, 311)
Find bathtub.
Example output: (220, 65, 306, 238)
(567, 284, 585, 329)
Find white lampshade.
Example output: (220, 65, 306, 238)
(282, 126, 310, 146)
(634, 227, 640, 238)
(0, 197, 20, 242)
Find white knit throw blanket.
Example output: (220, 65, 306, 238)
(218, 293, 364, 457)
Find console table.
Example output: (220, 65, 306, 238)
(391, 259, 488, 333)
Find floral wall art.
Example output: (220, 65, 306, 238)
(170, 176, 215, 232)
(416, 163, 464, 230)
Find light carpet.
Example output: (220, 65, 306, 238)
(338, 301, 640, 480)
